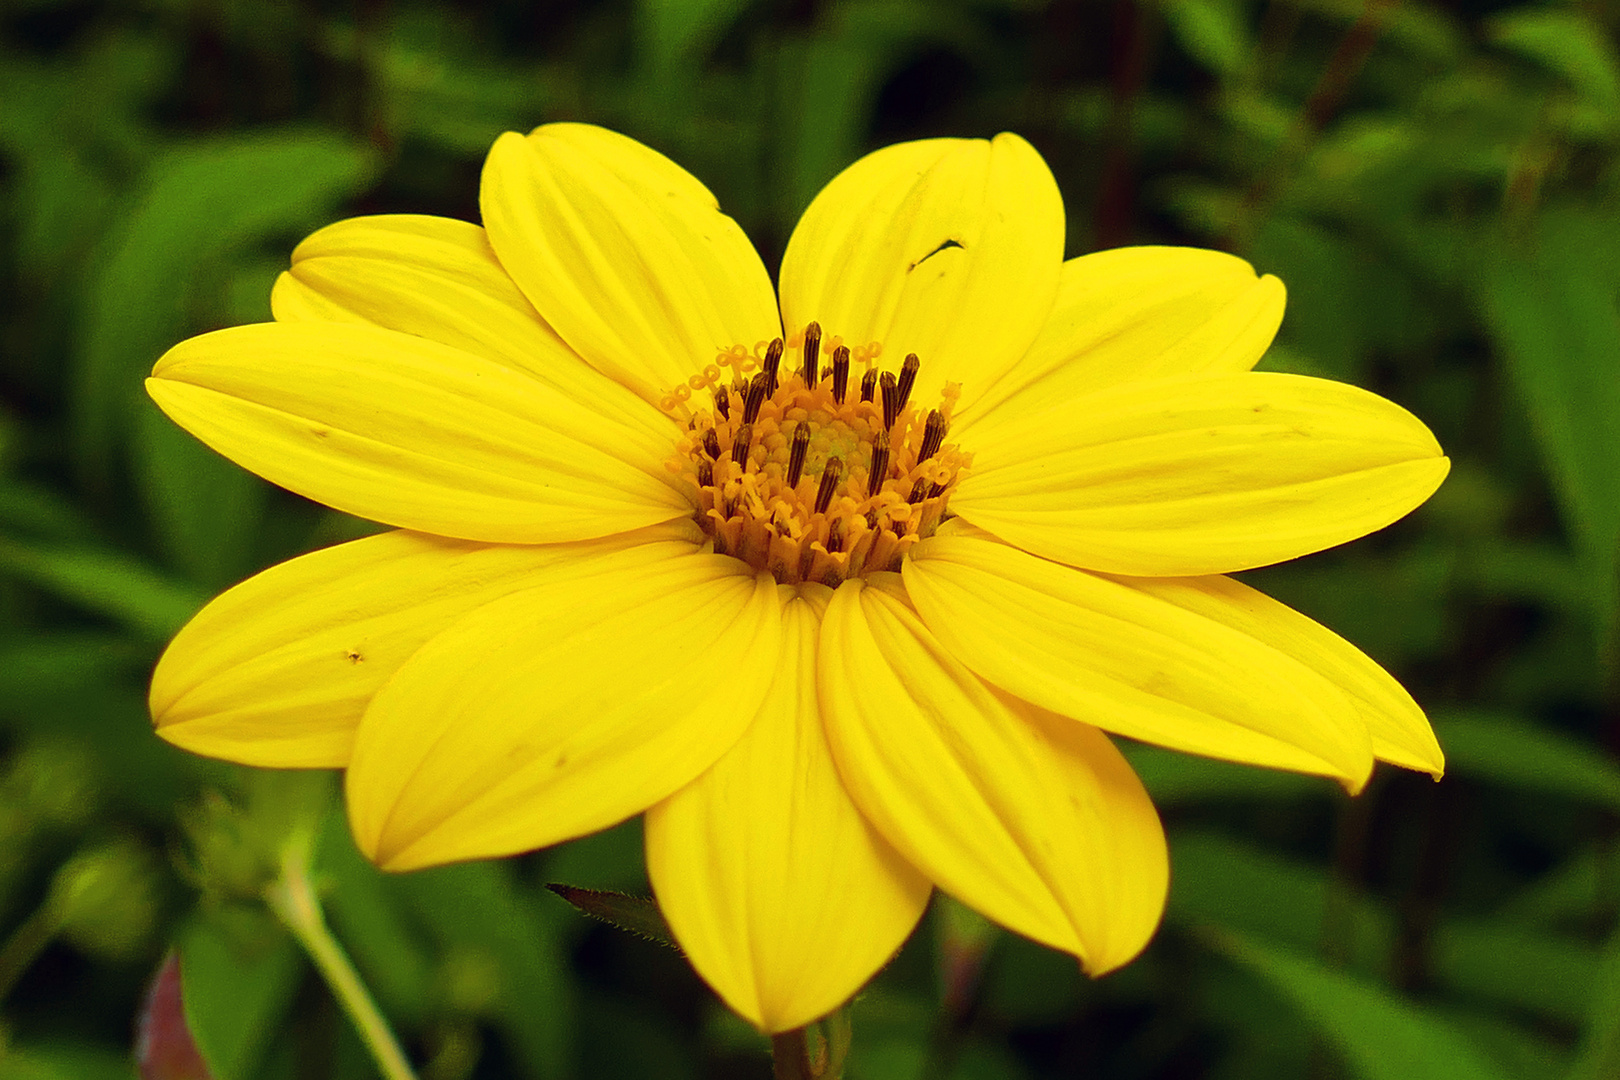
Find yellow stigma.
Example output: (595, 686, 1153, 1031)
(662, 322, 970, 587)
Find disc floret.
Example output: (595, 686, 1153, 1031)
(663, 323, 970, 587)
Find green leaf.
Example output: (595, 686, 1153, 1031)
(398, 864, 574, 1079)
(637, 0, 754, 72)
(176, 915, 304, 1080)
(1477, 206, 1620, 639)
(1432, 918, 1597, 1026)
(1209, 928, 1512, 1080)
(0, 539, 205, 640)
(1488, 9, 1620, 114)
(776, 2, 982, 219)
(1172, 831, 1595, 1023)
(133, 405, 269, 589)
(1568, 926, 1620, 1080)
(0, 633, 142, 709)
(73, 129, 373, 583)
(78, 129, 374, 477)
(1121, 742, 1328, 805)
(1160, 0, 1251, 78)
(1167, 831, 1390, 970)
(0, 1044, 138, 1080)
(1435, 711, 1620, 811)
(545, 884, 677, 948)
(0, 479, 95, 541)
(1496, 844, 1620, 927)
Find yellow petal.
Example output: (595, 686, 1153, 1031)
(961, 247, 1285, 431)
(819, 579, 1167, 972)
(778, 134, 1063, 414)
(347, 553, 781, 871)
(954, 371, 1450, 576)
(149, 524, 700, 769)
(270, 213, 670, 438)
(903, 530, 1375, 787)
(646, 589, 931, 1032)
(480, 123, 780, 407)
(1122, 573, 1443, 776)
(148, 321, 689, 543)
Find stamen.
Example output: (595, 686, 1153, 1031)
(868, 430, 890, 497)
(786, 422, 810, 488)
(743, 372, 768, 424)
(896, 353, 919, 413)
(814, 457, 843, 515)
(918, 409, 947, 463)
(801, 323, 821, 389)
(831, 345, 850, 403)
(762, 338, 784, 396)
(670, 334, 967, 586)
(880, 372, 900, 430)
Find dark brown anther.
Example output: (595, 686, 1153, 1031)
(731, 422, 753, 466)
(879, 372, 900, 430)
(762, 338, 784, 396)
(743, 372, 768, 424)
(917, 409, 947, 463)
(896, 353, 919, 413)
(831, 345, 850, 403)
(697, 460, 714, 488)
(814, 457, 843, 515)
(801, 323, 821, 389)
(927, 480, 946, 499)
(908, 478, 928, 503)
(860, 369, 878, 403)
(867, 430, 890, 498)
(826, 517, 844, 553)
(865, 507, 880, 530)
(797, 545, 816, 582)
(786, 423, 810, 488)
(821, 566, 845, 589)
(712, 385, 730, 419)
(702, 428, 722, 460)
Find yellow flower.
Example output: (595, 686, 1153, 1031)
(146, 124, 1448, 1033)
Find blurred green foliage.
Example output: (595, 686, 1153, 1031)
(1, 0, 1618, 1077)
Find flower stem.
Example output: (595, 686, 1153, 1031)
(0, 901, 58, 1005)
(264, 833, 418, 1080)
(770, 1007, 852, 1080)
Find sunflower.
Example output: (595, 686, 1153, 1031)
(146, 123, 1447, 1033)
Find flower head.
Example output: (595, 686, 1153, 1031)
(146, 124, 1447, 1032)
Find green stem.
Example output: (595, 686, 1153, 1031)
(771, 1029, 816, 1080)
(0, 901, 59, 1005)
(264, 834, 418, 1080)
(771, 1008, 852, 1080)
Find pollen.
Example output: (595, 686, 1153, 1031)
(661, 323, 971, 587)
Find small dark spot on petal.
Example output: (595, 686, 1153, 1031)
(344, 649, 364, 663)
(908, 238, 965, 272)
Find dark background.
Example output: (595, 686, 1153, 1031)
(1, 1, 1619, 1078)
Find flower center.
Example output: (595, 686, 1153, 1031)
(661, 323, 971, 587)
